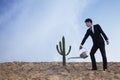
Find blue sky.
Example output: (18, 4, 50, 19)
(0, 0, 120, 62)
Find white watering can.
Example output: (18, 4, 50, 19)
(68, 47, 88, 60)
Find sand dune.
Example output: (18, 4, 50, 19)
(0, 62, 120, 80)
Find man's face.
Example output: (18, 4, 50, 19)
(85, 22, 92, 27)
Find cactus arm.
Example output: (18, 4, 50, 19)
(56, 45, 63, 56)
(66, 46, 71, 56)
(59, 41, 63, 52)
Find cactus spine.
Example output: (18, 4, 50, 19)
(56, 36, 71, 66)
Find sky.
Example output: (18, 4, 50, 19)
(0, 0, 120, 62)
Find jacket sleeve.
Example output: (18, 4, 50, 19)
(81, 30, 89, 45)
(97, 24, 108, 40)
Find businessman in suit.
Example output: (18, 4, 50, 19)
(80, 18, 109, 71)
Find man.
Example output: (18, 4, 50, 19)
(79, 18, 109, 71)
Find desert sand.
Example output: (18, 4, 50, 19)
(0, 62, 120, 80)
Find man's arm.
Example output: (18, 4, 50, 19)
(80, 30, 89, 49)
(97, 24, 109, 45)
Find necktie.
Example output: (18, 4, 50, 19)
(90, 27, 92, 32)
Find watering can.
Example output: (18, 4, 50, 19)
(68, 47, 88, 60)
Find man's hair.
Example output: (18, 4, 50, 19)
(85, 18, 92, 23)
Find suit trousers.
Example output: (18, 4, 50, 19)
(90, 44, 107, 70)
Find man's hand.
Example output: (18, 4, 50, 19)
(79, 45, 83, 50)
(106, 40, 109, 45)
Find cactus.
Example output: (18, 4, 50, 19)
(56, 36, 71, 66)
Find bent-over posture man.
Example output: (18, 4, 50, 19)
(80, 18, 109, 71)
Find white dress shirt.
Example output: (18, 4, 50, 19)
(90, 25, 94, 33)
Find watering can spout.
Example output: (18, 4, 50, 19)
(68, 47, 88, 60)
(68, 57, 81, 60)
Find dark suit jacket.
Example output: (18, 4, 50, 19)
(81, 24, 108, 46)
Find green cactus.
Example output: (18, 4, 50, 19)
(56, 36, 71, 66)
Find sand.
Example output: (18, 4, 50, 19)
(0, 62, 120, 80)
